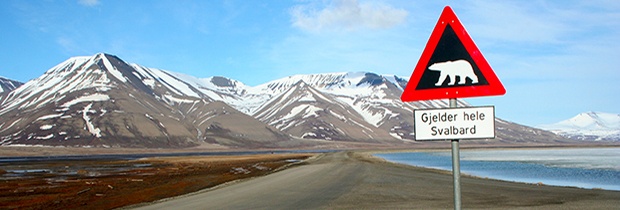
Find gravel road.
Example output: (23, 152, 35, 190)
(132, 151, 620, 210)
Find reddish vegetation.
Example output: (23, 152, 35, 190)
(0, 154, 313, 210)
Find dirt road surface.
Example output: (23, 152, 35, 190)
(131, 152, 620, 210)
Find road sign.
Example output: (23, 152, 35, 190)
(401, 6, 505, 101)
(414, 106, 495, 141)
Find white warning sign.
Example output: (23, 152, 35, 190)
(414, 106, 495, 141)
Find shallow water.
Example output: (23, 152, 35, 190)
(376, 147, 620, 191)
(0, 149, 334, 180)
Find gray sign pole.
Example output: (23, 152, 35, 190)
(450, 98, 461, 210)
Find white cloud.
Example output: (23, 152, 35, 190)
(56, 36, 92, 55)
(56, 37, 77, 52)
(290, 0, 408, 33)
(78, 0, 100, 7)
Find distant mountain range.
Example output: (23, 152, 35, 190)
(538, 112, 620, 141)
(0, 76, 23, 94)
(0, 53, 575, 148)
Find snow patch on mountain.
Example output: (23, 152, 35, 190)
(81, 103, 102, 137)
(62, 93, 110, 107)
(538, 112, 620, 141)
(132, 65, 201, 98)
(101, 53, 127, 83)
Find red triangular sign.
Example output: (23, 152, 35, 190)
(401, 6, 505, 101)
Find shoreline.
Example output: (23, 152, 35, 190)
(2, 147, 619, 209)
(366, 148, 620, 192)
(1, 142, 618, 157)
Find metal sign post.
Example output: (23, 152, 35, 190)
(450, 98, 461, 210)
(412, 100, 495, 210)
(400, 6, 506, 210)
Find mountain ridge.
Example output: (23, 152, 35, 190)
(0, 53, 290, 148)
(538, 111, 620, 141)
(0, 53, 576, 148)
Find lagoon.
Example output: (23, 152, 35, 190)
(375, 147, 620, 191)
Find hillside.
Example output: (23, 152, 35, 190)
(0, 53, 574, 148)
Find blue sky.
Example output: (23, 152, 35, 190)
(0, 0, 619, 126)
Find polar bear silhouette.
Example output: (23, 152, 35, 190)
(428, 59, 479, 86)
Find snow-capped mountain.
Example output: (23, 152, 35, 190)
(246, 72, 457, 141)
(539, 112, 620, 141)
(234, 72, 568, 144)
(253, 80, 396, 142)
(0, 77, 23, 95)
(0, 53, 574, 148)
(0, 53, 288, 148)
